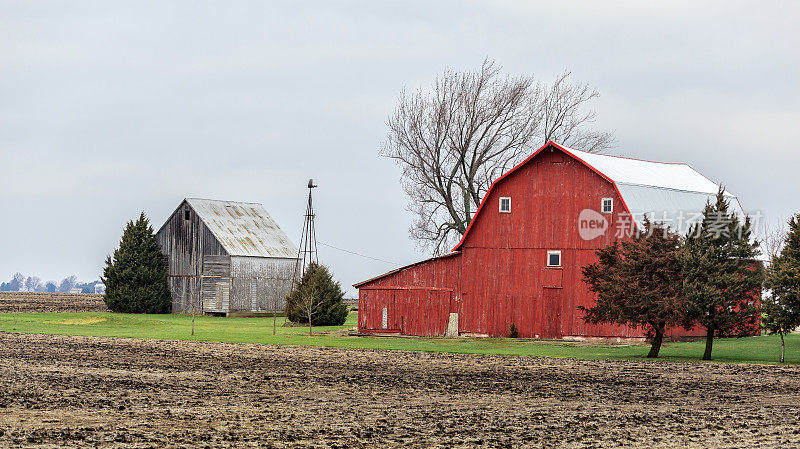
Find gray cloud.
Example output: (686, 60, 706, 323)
(2, 1, 798, 293)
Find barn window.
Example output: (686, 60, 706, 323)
(499, 197, 511, 213)
(184, 209, 191, 220)
(547, 250, 561, 267)
(601, 198, 613, 214)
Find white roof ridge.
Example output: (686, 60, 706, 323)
(614, 181, 734, 196)
(566, 147, 689, 166)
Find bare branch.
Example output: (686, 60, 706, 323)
(761, 219, 788, 265)
(383, 61, 614, 254)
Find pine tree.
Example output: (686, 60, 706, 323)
(102, 212, 172, 314)
(581, 218, 685, 358)
(681, 189, 763, 360)
(285, 262, 348, 330)
(763, 214, 800, 363)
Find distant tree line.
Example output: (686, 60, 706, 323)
(0, 273, 102, 293)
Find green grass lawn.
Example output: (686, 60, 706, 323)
(1, 311, 797, 365)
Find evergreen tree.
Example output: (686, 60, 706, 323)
(285, 262, 348, 329)
(581, 218, 685, 358)
(102, 212, 171, 313)
(763, 214, 800, 363)
(681, 189, 762, 360)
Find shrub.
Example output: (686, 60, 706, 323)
(285, 262, 348, 326)
(509, 323, 518, 338)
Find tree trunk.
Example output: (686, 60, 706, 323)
(780, 332, 785, 364)
(702, 326, 714, 360)
(647, 326, 665, 358)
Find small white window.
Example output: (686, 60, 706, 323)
(601, 198, 613, 214)
(381, 307, 388, 329)
(499, 197, 511, 213)
(547, 250, 561, 267)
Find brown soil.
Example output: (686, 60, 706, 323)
(0, 292, 108, 313)
(1, 332, 799, 448)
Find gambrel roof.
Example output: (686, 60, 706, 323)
(184, 198, 298, 258)
(564, 144, 745, 227)
(453, 141, 746, 251)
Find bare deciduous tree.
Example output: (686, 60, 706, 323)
(10, 272, 25, 291)
(24, 276, 41, 292)
(298, 283, 322, 336)
(383, 60, 614, 254)
(58, 275, 78, 293)
(761, 219, 788, 265)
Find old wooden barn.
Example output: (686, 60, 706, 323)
(355, 141, 748, 339)
(156, 198, 299, 315)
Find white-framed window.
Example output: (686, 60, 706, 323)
(499, 197, 511, 213)
(601, 198, 613, 214)
(547, 250, 562, 267)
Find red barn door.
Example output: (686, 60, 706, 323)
(543, 288, 562, 338)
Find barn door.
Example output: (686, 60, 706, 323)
(381, 290, 400, 331)
(543, 288, 562, 338)
(388, 290, 401, 331)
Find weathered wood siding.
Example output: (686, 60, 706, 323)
(157, 199, 301, 315)
(202, 255, 231, 313)
(157, 200, 228, 313)
(229, 256, 296, 312)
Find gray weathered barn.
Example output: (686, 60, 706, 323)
(156, 198, 299, 315)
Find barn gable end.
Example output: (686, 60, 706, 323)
(156, 198, 299, 315)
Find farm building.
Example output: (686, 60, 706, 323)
(355, 141, 750, 339)
(156, 198, 299, 315)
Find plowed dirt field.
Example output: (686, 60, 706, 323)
(0, 292, 107, 313)
(1, 332, 799, 448)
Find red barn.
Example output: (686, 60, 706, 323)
(355, 141, 749, 339)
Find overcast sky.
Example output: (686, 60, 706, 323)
(1, 1, 798, 294)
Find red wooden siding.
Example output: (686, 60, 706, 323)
(357, 254, 460, 337)
(356, 143, 714, 339)
(458, 149, 625, 252)
(457, 247, 641, 338)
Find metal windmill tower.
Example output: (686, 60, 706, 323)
(292, 179, 319, 288)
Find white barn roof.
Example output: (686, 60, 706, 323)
(561, 145, 745, 233)
(186, 198, 299, 258)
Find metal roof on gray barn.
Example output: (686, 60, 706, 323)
(186, 198, 298, 258)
